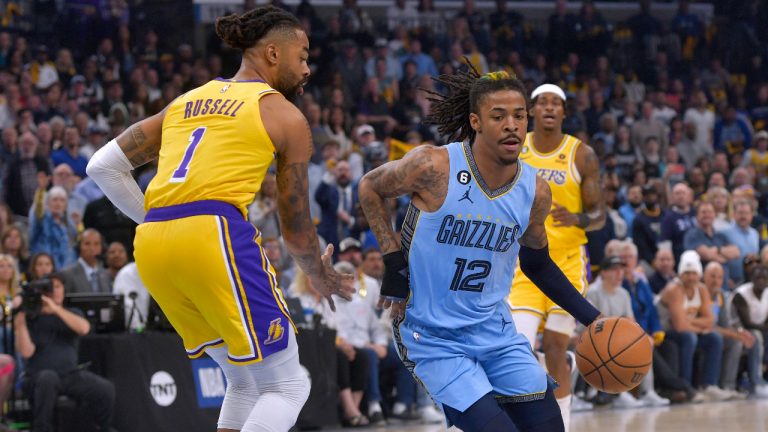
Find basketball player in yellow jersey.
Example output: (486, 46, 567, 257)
(509, 84, 605, 431)
(86, 6, 354, 432)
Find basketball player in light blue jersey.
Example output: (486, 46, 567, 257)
(359, 68, 602, 432)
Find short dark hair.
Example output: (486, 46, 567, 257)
(215, 6, 302, 51)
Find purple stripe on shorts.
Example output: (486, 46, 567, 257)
(217, 216, 261, 362)
(186, 338, 224, 357)
(145, 200, 244, 222)
(225, 217, 291, 359)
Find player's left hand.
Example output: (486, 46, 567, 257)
(550, 203, 579, 227)
(378, 296, 406, 320)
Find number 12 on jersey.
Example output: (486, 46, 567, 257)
(449, 258, 491, 292)
(170, 127, 207, 183)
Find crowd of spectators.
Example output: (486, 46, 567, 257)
(2, 0, 768, 428)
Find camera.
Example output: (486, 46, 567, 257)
(20, 278, 53, 316)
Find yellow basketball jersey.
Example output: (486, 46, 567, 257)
(145, 79, 280, 216)
(518, 132, 586, 248)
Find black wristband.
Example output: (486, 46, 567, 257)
(577, 213, 590, 229)
(381, 251, 410, 300)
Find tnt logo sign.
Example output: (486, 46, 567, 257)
(150, 371, 177, 407)
(192, 357, 227, 408)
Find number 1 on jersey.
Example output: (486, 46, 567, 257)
(170, 127, 207, 183)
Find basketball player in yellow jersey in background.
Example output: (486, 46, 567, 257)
(509, 84, 605, 432)
(86, 6, 354, 432)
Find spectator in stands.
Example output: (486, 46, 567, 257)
(723, 200, 760, 285)
(361, 247, 383, 284)
(51, 126, 88, 178)
(633, 184, 665, 266)
(104, 242, 128, 283)
(51, 164, 86, 229)
(703, 262, 749, 398)
(684, 201, 740, 288)
(657, 250, 730, 400)
(82, 195, 137, 259)
(1, 226, 30, 274)
(333, 261, 388, 425)
(660, 183, 696, 265)
(632, 100, 669, 156)
(707, 186, 732, 231)
(29, 187, 77, 275)
(715, 105, 752, 157)
(248, 172, 280, 239)
(289, 269, 370, 427)
(729, 264, 768, 397)
(26, 252, 54, 282)
(742, 130, 768, 182)
(315, 160, 358, 249)
(3, 132, 50, 218)
(649, 248, 676, 294)
(59, 228, 110, 294)
(14, 272, 115, 432)
(619, 184, 642, 234)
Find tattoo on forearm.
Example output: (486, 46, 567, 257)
(276, 156, 321, 275)
(117, 125, 159, 168)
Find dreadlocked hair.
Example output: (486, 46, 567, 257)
(423, 60, 529, 143)
(215, 5, 302, 51)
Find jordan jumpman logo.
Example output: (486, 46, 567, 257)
(459, 186, 474, 203)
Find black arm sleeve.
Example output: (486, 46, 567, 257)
(518, 244, 601, 326)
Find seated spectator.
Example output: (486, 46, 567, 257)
(706, 186, 733, 232)
(289, 269, 370, 427)
(247, 172, 280, 239)
(333, 261, 388, 426)
(703, 262, 749, 398)
(112, 262, 150, 331)
(729, 264, 768, 397)
(105, 241, 128, 283)
(83, 195, 138, 259)
(741, 130, 768, 181)
(29, 184, 77, 270)
(723, 200, 760, 285)
(632, 184, 665, 266)
(51, 126, 88, 178)
(59, 229, 111, 294)
(683, 201, 740, 288)
(649, 248, 676, 294)
(586, 256, 668, 407)
(0, 254, 21, 349)
(657, 250, 730, 400)
(14, 272, 115, 432)
(618, 184, 642, 234)
(3, 132, 50, 218)
(25, 252, 54, 282)
(1, 226, 30, 274)
(660, 182, 696, 264)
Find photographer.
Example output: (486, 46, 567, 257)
(14, 273, 114, 432)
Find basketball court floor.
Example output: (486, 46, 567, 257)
(324, 399, 768, 431)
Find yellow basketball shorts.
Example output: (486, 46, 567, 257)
(509, 245, 590, 318)
(134, 200, 294, 365)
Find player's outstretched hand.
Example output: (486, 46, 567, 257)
(550, 203, 579, 227)
(313, 243, 355, 312)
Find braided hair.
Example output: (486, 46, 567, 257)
(424, 61, 529, 143)
(215, 6, 302, 50)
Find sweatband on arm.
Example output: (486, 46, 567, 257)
(518, 244, 600, 326)
(86, 140, 146, 224)
(381, 251, 410, 301)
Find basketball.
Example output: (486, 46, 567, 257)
(575, 317, 653, 394)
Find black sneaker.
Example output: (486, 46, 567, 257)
(391, 406, 421, 421)
(368, 410, 387, 426)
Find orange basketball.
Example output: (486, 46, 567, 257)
(574, 317, 653, 394)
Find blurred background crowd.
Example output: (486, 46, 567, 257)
(2, 0, 768, 428)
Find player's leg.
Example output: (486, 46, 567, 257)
(207, 331, 310, 432)
(541, 246, 590, 432)
(501, 383, 564, 432)
(443, 393, 519, 432)
(542, 314, 577, 431)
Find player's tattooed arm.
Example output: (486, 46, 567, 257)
(358, 145, 448, 253)
(115, 109, 166, 168)
(519, 176, 552, 249)
(575, 143, 606, 231)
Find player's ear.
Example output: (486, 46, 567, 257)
(469, 112, 481, 133)
(265, 42, 279, 66)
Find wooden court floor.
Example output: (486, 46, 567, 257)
(323, 399, 768, 431)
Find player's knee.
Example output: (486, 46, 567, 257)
(501, 384, 563, 432)
(444, 393, 518, 432)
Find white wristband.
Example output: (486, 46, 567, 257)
(86, 140, 147, 224)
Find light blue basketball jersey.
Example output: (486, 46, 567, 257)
(402, 141, 537, 328)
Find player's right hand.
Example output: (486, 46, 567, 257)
(312, 244, 355, 312)
(378, 296, 406, 320)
